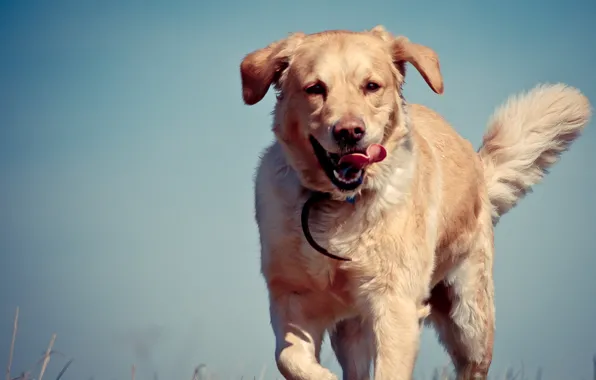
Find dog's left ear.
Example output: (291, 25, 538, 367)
(369, 25, 444, 95)
(392, 36, 444, 94)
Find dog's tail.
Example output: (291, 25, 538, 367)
(478, 83, 592, 226)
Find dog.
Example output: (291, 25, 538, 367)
(239, 25, 591, 380)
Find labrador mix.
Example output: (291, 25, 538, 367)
(239, 25, 591, 380)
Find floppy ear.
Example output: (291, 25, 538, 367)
(392, 36, 444, 94)
(368, 25, 444, 94)
(240, 34, 303, 105)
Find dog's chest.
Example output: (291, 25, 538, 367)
(306, 200, 387, 259)
(286, 203, 399, 320)
(298, 201, 396, 287)
(260, 190, 402, 317)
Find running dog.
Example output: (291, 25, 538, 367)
(240, 25, 591, 380)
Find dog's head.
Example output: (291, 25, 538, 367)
(241, 25, 443, 197)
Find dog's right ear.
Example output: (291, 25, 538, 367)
(240, 34, 304, 105)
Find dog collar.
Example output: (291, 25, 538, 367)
(300, 191, 352, 261)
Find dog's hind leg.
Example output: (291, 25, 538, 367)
(427, 234, 495, 380)
(329, 316, 373, 380)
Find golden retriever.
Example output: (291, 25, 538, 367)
(239, 25, 591, 380)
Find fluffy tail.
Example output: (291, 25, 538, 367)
(478, 83, 592, 225)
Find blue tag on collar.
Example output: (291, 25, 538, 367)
(346, 196, 356, 204)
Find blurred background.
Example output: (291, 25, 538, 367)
(0, 1, 595, 379)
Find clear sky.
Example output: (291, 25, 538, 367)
(0, 1, 595, 379)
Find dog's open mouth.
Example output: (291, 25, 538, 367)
(309, 136, 387, 191)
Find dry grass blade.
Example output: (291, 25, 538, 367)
(10, 371, 30, 380)
(54, 358, 73, 380)
(257, 364, 267, 380)
(3, 308, 596, 380)
(6, 307, 19, 380)
(38, 334, 56, 380)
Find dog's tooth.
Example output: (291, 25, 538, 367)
(333, 169, 363, 185)
(333, 170, 346, 183)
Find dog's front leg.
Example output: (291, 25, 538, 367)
(367, 293, 421, 380)
(270, 292, 338, 380)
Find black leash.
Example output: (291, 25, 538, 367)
(300, 191, 352, 262)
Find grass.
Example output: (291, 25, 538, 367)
(5, 307, 595, 380)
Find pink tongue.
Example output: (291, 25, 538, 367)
(337, 144, 387, 169)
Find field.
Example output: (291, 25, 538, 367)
(5, 307, 595, 380)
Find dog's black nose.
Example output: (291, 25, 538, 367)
(332, 116, 365, 145)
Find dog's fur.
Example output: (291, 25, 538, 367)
(240, 25, 592, 380)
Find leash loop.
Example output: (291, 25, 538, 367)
(300, 192, 352, 262)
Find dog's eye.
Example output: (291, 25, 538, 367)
(365, 82, 381, 92)
(305, 82, 327, 97)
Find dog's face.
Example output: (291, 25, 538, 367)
(241, 26, 443, 196)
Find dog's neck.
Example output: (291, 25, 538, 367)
(367, 132, 416, 209)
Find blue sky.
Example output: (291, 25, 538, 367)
(0, 1, 595, 379)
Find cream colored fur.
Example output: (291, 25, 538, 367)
(240, 26, 591, 380)
(478, 84, 592, 225)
